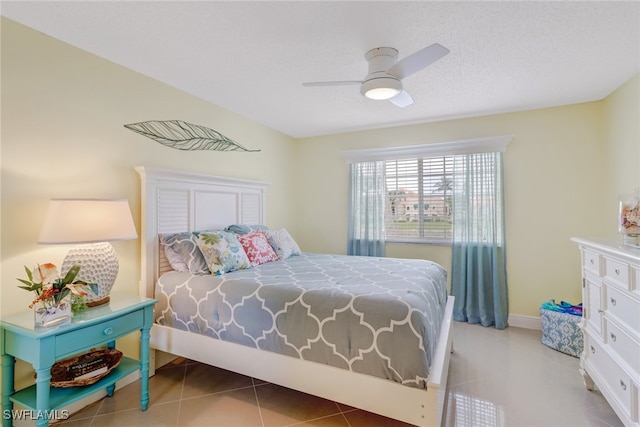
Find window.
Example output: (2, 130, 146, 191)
(342, 135, 512, 247)
(385, 156, 454, 243)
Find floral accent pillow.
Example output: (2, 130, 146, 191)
(237, 231, 278, 266)
(159, 232, 209, 274)
(265, 228, 301, 260)
(195, 231, 251, 275)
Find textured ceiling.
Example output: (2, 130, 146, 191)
(2, 1, 639, 138)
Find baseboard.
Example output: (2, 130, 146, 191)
(508, 314, 541, 330)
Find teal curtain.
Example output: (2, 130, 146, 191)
(450, 152, 508, 329)
(347, 161, 386, 257)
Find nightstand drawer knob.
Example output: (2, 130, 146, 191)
(610, 333, 616, 342)
(610, 297, 617, 306)
(104, 327, 114, 336)
(620, 379, 627, 391)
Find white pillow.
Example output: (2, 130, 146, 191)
(265, 229, 301, 260)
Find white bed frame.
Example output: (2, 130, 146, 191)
(136, 166, 454, 427)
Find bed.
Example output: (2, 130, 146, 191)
(136, 166, 454, 427)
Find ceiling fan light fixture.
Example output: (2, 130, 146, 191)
(361, 77, 402, 100)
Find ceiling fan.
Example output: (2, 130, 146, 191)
(303, 43, 449, 107)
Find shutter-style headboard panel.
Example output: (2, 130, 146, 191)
(136, 166, 270, 298)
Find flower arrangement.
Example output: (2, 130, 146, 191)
(17, 263, 98, 311)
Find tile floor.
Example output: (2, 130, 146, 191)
(58, 322, 623, 427)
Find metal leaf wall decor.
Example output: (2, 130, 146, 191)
(124, 120, 260, 152)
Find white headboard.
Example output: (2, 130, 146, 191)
(136, 166, 270, 298)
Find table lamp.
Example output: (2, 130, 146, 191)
(37, 198, 138, 306)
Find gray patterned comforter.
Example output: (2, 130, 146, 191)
(155, 253, 448, 389)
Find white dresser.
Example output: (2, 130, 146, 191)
(573, 238, 640, 426)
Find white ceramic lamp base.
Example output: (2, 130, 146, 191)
(62, 242, 119, 306)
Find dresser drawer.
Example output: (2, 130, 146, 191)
(583, 250, 602, 275)
(587, 337, 632, 418)
(56, 311, 144, 356)
(606, 285, 640, 331)
(605, 319, 640, 376)
(604, 257, 630, 289)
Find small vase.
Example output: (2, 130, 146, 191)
(70, 294, 88, 314)
(34, 300, 72, 328)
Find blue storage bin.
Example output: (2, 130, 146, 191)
(540, 300, 584, 358)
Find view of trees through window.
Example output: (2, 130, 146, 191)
(385, 156, 454, 243)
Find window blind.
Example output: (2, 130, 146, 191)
(385, 156, 454, 242)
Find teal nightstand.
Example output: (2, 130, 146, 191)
(1, 294, 157, 427)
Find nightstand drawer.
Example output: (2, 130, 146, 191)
(56, 311, 144, 356)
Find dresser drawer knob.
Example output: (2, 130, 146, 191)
(620, 379, 627, 391)
(591, 345, 595, 354)
(614, 268, 620, 276)
(104, 327, 114, 336)
(610, 333, 617, 342)
(610, 297, 617, 306)
(590, 259, 594, 264)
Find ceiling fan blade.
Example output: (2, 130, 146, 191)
(387, 43, 449, 80)
(389, 90, 414, 108)
(302, 81, 362, 87)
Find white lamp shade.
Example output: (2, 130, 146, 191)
(38, 198, 137, 244)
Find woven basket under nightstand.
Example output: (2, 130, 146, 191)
(50, 348, 123, 388)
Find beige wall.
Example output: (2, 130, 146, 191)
(1, 18, 297, 385)
(602, 73, 640, 233)
(294, 72, 638, 318)
(294, 71, 637, 319)
(296, 102, 608, 318)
